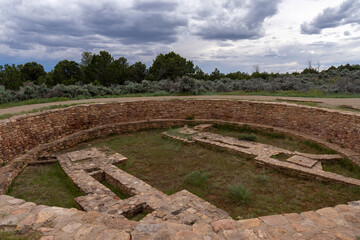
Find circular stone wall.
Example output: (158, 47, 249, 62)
(1, 99, 360, 165)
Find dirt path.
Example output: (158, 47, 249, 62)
(1, 95, 360, 115)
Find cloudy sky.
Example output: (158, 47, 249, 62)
(1, 0, 360, 73)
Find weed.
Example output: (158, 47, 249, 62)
(184, 170, 210, 188)
(237, 133, 257, 142)
(228, 183, 251, 205)
(256, 174, 270, 184)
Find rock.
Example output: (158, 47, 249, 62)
(107, 218, 138, 231)
(211, 219, 237, 232)
(223, 229, 242, 240)
(238, 218, 261, 229)
(136, 223, 163, 233)
(35, 211, 54, 224)
(175, 230, 202, 240)
(268, 227, 288, 237)
(61, 222, 82, 234)
(74, 226, 94, 240)
(40, 236, 55, 240)
(316, 207, 339, 219)
(291, 223, 313, 233)
(192, 223, 212, 236)
(259, 215, 288, 226)
(283, 213, 303, 222)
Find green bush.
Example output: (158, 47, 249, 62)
(228, 183, 251, 204)
(237, 133, 257, 141)
(184, 170, 210, 187)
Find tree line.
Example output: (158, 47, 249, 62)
(1, 50, 360, 90)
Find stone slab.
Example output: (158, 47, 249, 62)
(286, 155, 318, 168)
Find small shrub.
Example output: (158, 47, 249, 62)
(256, 174, 270, 183)
(185, 115, 195, 120)
(228, 183, 251, 204)
(184, 170, 210, 187)
(237, 133, 257, 141)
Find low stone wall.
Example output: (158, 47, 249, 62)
(1, 99, 360, 165)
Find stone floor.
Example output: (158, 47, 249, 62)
(163, 125, 360, 187)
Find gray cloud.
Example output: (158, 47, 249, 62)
(195, 0, 282, 40)
(1, 0, 187, 52)
(301, 0, 360, 34)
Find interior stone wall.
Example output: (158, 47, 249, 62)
(1, 99, 359, 165)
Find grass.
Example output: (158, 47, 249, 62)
(322, 158, 360, 180)
(7, 163, 83, 208)
(256, 174, 270, 183)
(211, 123, 337, 154)
(0, 231, 41, 240)
(74, 128, 360, 219)
(237, 133, 257, 142)
(0, 103, 86, 120)
(128, 210, 151, 221)
(271, 153, 292, 161)
(101, 180, 130, 199)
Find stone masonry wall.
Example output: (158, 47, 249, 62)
(1, 99, 360, 164)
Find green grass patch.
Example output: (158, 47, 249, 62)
(7, 163, 83, 208)
(75, 129, 360, 219)
(237, 133, 257, 142)
(184, 170, 210, 188)
(322, 158, 360, 180)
